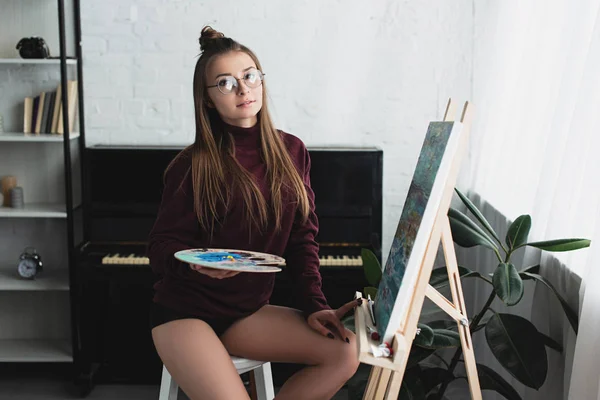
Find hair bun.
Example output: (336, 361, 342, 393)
(199, 26, 225, 52)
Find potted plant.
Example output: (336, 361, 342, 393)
(345, 188, 591, 399)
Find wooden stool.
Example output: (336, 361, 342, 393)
(158, 356, 275, 400)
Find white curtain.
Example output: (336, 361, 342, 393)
(460, 0, 600, 398)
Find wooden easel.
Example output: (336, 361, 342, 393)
(354, 99, 482, 399)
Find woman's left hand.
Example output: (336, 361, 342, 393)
(307, 298, 362, 342)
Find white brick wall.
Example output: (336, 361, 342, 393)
(77, 0, 474, 259)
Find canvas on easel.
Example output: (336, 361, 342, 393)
(354, 99, 482, 399)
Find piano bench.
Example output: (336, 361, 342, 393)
(159, 357, 275, 400)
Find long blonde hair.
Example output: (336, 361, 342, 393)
(167, 26, 309, 239)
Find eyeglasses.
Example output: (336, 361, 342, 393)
(207, 68, 265, 95)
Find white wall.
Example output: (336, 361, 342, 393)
(79, 0, 473, 257)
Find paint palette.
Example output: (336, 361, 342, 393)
(174, 248, 285, 273)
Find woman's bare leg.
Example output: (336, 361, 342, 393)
(152, 318, 250, 400)
(220, 305, 360, 400)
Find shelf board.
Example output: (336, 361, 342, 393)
(0, 58, 77, 65)
(0, 132, 80, 142)
(0, 339, 72, 362)
(0, 267, 69, 291)
(0, 203, 67, 218)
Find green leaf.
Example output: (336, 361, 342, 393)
(347, 364, 372, 400)
(525, 238, 591, 252)
(492, 263, 524, 306)
(399, 367, 427, 399)
(521, 272, 579, 334)
(485, 313, 547, 389)
(472, 312, 493, 333)
(363, 286, 378, 300)
(426, 394, 451, 400)
(426, 319, 457, 331)
(421, 301, 446, 317)
(418, 329, 461, 349)
(506, 215, 532, 250)
(448, 208, 499, 251)
(432, 329, 461, 348)
(407, 345, 435, 368)
(429, 266, 486, 289)
(429, 265, 467, 287)
(519, 264, 540, 274)
(433, 269, 492, 289)
(474, 363, 522, 400)
(454, 188, 503, 245)
(399, 384, 414, 400)
(361, 248, 382, 286)
(418, 367, 455, 396)
(414, 323, 435, 347)
(539, 332, 563, 352)
(399, 380, 427, 400)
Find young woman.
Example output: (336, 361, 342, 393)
(148, 26, 361, 400)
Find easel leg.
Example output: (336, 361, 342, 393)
(385, 370, 403, 399)
(373, 369, 392, 400)
(362, 366, 404, 400)
(363, 367, 382, 399)
(441, 218, 482, 400)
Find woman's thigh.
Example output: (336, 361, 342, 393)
(220, 305, 359, 369)
(152, 318, 250, 400)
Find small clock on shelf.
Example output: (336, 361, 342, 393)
(17, 247, 43, 279)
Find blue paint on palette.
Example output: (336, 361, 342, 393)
(374, 122, 455, 339)
(194, 252, 244, 263)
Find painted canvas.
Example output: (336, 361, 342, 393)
(374, 121, 462, 343)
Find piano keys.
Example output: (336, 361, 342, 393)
(101, 253, 149, 265)
(98, 252, 362, 267)
(320, 254, 362, 267)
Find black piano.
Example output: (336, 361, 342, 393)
(75, 145, 383, 391)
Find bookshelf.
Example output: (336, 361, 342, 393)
(0, 0, 85, 376)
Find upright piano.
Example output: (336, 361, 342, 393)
(75, 144, 383, 389)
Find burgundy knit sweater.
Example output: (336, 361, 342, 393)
(147, 122, 331, 320)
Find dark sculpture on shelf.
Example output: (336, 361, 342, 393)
(16, 37, 51, 59)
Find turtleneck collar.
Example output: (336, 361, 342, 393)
(224, 121, 261, 148)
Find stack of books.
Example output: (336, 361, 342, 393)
(23, 80, 78, 134)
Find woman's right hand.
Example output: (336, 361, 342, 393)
(189, 264, 240, 279)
